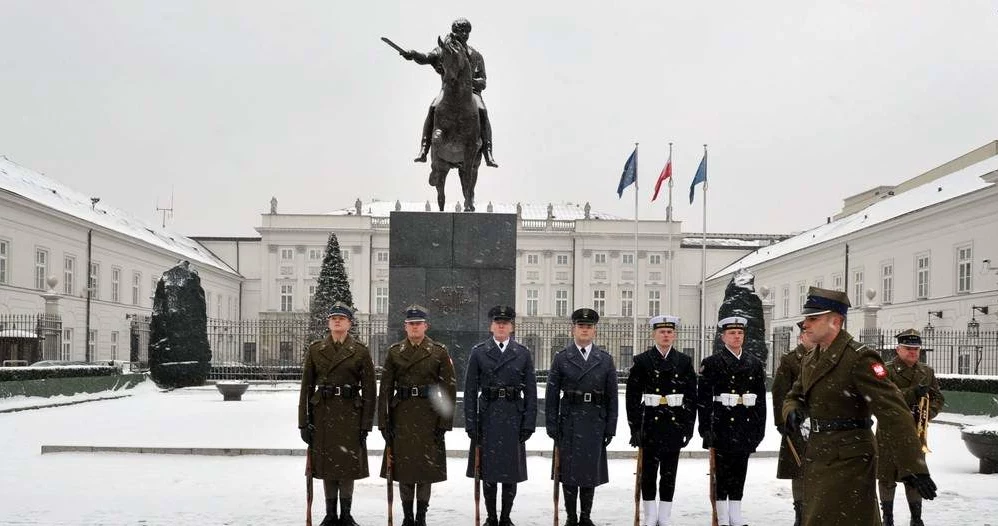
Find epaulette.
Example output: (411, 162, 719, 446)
(388, 342, 404, 352)
(472, 341, 488, 350)
(308, 339, 325, 350)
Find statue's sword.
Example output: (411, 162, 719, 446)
(380, 37, 406, 54)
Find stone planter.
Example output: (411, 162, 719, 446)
(961, 428, 998, 474)
(216, 382, 249, 401)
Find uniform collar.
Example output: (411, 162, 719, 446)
(655, 344, 672, 360)
(725, 346, 743, 360)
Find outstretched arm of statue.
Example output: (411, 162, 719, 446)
(406, 48, 439, 66)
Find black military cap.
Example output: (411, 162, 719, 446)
(895, 328, 922, 348)
(404, 304, 429, 323)
(801, 286, 851, 316)
(488, 305, 515, 321)
(571, 307, 599, 325)
(326, 302, 355, 321)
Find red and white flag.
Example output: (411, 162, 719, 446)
(651, 154, 672, 201)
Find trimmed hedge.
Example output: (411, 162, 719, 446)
(0, 366, 118, 383)
(939, 376, 998, 395)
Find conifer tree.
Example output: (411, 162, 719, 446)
(309, 232, 354, 339)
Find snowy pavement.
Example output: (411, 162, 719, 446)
(1, 382, 996, 525)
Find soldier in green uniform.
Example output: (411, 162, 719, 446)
(378, 305, 457, 526)
(877, 329, 944, 526)
(783, 288, 937, 526)
(298, 302, 377, 526)
(771, 321, 812, 526)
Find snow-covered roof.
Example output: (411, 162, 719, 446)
(328, 200, 623, 220)
(709, 155, 998, 281)
(0, 156, 238, 276)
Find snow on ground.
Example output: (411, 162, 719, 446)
(1, 383, 996, 525)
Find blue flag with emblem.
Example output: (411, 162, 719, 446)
(688, 151, 707, 204)
(617, 147, 637, 198)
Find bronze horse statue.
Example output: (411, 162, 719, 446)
(428, 35, 482, 212)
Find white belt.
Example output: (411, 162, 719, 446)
(713, 395, 744, 405)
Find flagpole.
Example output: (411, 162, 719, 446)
(700, 144, 708, 359)
(633, 142, 639, 361)
(666, 142, 674, 315)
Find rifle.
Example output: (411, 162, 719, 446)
(552, 446, 560, 526)
(386, 443, 394, 526)
(709, 447, 718, 526)
(474, 444, 482, 526)
(633, 404, 646, 526)
(380, 37, 407, 55)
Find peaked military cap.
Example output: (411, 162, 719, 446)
(796, 320, 805, 330)
(404, 304, 429, 323)
(895, 328, 922, 348)
(801, 286, 851, 317)
(718, 316, 748, 331)
(571, 307, 599, 325)
(326, 302, 355, 320)
(650, 315, 680, 330)
(488, 305, 515, 321)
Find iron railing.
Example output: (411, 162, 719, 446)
(0, 314, 61, 364)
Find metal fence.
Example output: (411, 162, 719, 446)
(0, 314, 61, 365)
(120, 314, 998, 380)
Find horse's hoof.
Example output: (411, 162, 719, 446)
(485, 160, 499, 168)
(413, 155, 427, 163)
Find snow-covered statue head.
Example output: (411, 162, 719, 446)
(733, 268, 755, 291)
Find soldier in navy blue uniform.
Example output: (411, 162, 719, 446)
(625, 315, 697, 526)
(464, 305, 538, 526)
(697, 316, 767, 526)
(546, 307, 618, 526)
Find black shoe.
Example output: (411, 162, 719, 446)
(318, 514, 337, 526)
(340, 514, 359, 526)
(401, 519, 415, 526)
(882, 501, 895, 526)
(484, 518, 498, 526)
(563, 519, 578, 526)
(499, 517, 515, 526)
(578, 517, 595, 526)
(908, 499, 924, 526)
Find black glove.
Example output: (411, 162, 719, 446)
(299, 425, 313, 445)
(902, 473, 937, 500)
(380, 427, 394, 443)
(914, 384, 930, 398)
(629, 434, 641, 448)
(434, 428, 447, 444)
(786, 408, 807, 435)
(602, 434, 614, 447)
(701, 431, 713, 449)
(519, 429, 534, 443)
(546, 427, 559, 443)
(776, 423, 787, 436)
(467, 427, 479, 443)
(360, 429, 369, 442)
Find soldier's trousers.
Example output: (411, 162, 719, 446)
(878, 479, 921, 504)
(640, 449, 681, 501)
(322, 479, 354, 500)
(399, 482, 432, 503)
(483, 481, 517, 517)
(714, 449, 751, 500)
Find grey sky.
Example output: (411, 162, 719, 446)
(1, 1, 996, 237)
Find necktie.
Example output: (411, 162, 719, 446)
(498, 341, 505, 351)
(580, 347, 588, 361)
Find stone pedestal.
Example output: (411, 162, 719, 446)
(388, 212, 517, 401)
(860, 304, 882, 351)
(39, 291, 62, 361)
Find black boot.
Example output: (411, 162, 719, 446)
(881, 501, 894, 526)
(578, 488, 595, 526)
(499, 496, 515, 526)
(564, 491, 579, 526)
(414, 108, 434, 163)
(415, 500, 429, 526)
(340, 498, 359, 526)
(478, 108, 498, 167)
(484, 483, 499, 526)
(319, 498, 337, 526)
(401, 499, 415, 526)
(908, 500, 924, 526)
(793, 501, 802, 526)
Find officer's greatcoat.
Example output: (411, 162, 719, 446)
(876, 358, 944, 481)
(298, 335, 376, 480)
(463, 338, 538, 483)
(545, 343, 618, 487)
(783, 330, 929, 526)
(771, 345, 807, 479)
(696, 349, 767, 453)
(625, 346, 697, 451)
(378, 336, 457, 483)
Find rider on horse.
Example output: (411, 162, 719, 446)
(399, 18, 499, 168)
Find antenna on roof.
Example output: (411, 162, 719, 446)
(155, 188, 174, 228)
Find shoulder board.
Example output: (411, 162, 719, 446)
(472, 341, 488, 350)
(308, 339, 325, 350)
(433, 342, 448, 352)
(350, 339, 369, 351)
(388, 342, 404, 351)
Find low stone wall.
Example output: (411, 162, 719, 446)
(942, 390, 998, 417)
(0, 373, 146, 399)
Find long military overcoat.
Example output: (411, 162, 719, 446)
(876, 358, 944, 481)
(625, 347, 697, 451)
(545, 343, 618, 487)
(696, 349, 767, 453)
(771, 345, 807, 479)
(463, 338, 538, 483)
(378, 336, 457, 484)
(298, 335, 376, 480)
(783, 330, 930, 526)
